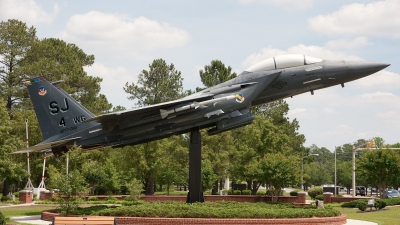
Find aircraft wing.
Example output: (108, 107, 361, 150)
(12, 137, 81, 154)
(84, 94, 215, 129)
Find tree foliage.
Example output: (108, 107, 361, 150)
(358, 149, 400, 198)
(199, 60, 237, 88)
(124, 59, 184, 106)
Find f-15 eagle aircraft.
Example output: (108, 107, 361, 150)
(13, 54, 389, 155)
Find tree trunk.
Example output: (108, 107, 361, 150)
(212, 180, 218, 195)
(144, 179, 154, 195)
(219, 179, 223, 191)
(251, 181, 259, 195)
(3, 178, 10, 196)
(246, 180, 252, 190)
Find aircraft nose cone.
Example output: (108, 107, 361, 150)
(346, 61, 390, 79)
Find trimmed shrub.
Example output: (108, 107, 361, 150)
(242, 190, 252, 195)
(105, 196, 117, 203)
(13, 192, 19, 198)
(290, 190, 299, 196)
(307, 187, 323, 200)
(256, 191, 266, 196)
(87, 196, 98, 201)
(315, 195, 324, 201)
(357, 201, 367, 211)
(0, 211, 5, 225)
(341, 199, 368, 208)
(232, 190, 241, 195)
(375, 199, 387, 210)
(82, 201, 342, 218)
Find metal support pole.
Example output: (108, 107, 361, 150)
(38, 156, 47, 188)
(186, 126, 204, 203)
(66, 153, 69, 175)
(301, 158, 304, 191)
(352, 148, 356, 197)
(24, 119, 34, 191)
(334, 146, 337, 196)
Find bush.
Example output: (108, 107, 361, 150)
(13, 192, 19, 198)
(315, 195, 324, 201)
(87, 196, 98, 201)
(0, 211, 5, 225)
(0, 196, 10, 202)
(290, 190, 299, 196)
(256, 191, 266, 196)
(232, 190, 241, 195)
(357, 201, 367, 211)
(307, 187, 323, 200)
(80, 201, 342, 218)
(375, 199, 387, 210)
(341, 199, 368, 208)
(242, 190, 252, 195)
(105, 196, 117, 202)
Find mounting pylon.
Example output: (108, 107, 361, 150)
(38, 155, 47, 189)
(24, 119, 34, 191)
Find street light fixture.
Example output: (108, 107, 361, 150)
(301, 154, 319, 191)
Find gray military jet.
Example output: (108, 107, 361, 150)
(13, 54, 389, 155)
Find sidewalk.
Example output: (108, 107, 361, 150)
(9, 215, 378, 225)
(4, 202, 378, 225)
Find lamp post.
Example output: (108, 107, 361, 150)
(301, 154, 319, 191)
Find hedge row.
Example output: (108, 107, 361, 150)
(71, 201, 341, 218)
(341, 197, 400, 208)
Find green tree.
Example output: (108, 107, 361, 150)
(82, 160, 105, 195)
(258, 153, 299, 201)
(0, 19, 36, 110)
(202, 130, 236, 194)
(20, 37, 111, 114)
(358, 149, 400, 198)
(122, 59, 185, 195)
(201, 159, 216, 192)
(124, 58, 184, 106)
(47, 146, 88, 215)
(199, 60, 237, 88)
(0, 99, 26, 195)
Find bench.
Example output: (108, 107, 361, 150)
(52, 216, 117, 225)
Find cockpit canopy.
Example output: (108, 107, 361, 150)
(245, 54, 323, 73)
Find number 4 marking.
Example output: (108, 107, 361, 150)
(59, 117, 66, 127)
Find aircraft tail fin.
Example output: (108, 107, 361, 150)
(25, 77, 95, 140)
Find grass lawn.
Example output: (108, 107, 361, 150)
(336, 205, 400, 225)
(0, 205, 55, 224)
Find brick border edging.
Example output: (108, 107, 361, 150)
(41, 210, 347, 225)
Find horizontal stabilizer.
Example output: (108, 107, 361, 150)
(12, 137, 81, 154)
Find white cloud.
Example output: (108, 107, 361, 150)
(289, 108, 307, 115)
(241, 45, 362, 70)
(84, 63, 136, 108)
(361, 91, 395, 98)
(308, 0, 400, 38)
(58, 11, 191, 60)
(0, 0, 58, 25)
(322, 107, 336, 114)
(352, 70, 400, 90)
(324, 37, 371, 50)
(238, 0, 313, 11)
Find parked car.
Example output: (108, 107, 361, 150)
(339, 187, 347, 192)
(386, 189, 400, 198)
(355, 186, 366, 196)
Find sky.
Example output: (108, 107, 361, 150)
(1, 0, 400, 150)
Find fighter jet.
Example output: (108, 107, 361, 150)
(13, 54, 389, 155)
